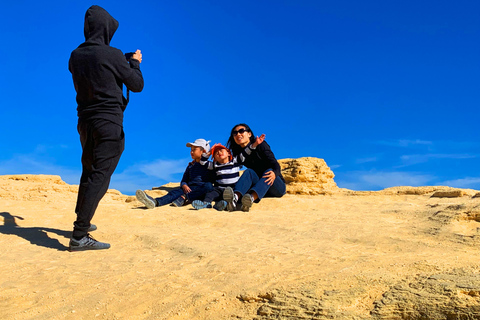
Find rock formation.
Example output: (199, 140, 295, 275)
(279, 157, 338, 195)
(372, 270, 480, 319)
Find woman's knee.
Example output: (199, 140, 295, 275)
(243, 168, 257, 178)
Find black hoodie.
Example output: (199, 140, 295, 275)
(69, 5, 144, 126)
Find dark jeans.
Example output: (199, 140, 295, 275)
(155, 182, 213, 206)
(73, 119, 124, 239)
(204, 186, 224, 203)
(234, 168, 286, 201)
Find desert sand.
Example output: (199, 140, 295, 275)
(1, 158, 480, 320)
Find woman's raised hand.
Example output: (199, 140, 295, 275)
(252, 134, 266, 148)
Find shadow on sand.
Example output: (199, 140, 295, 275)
(152, 186, 180, 192)
(0, 212, 70, 251)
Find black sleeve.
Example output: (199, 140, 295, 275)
(258, 142, 282, 178)
(112, 49, 144, 92)
(180, 165, 190, 187)
(123, 58, 144, 92)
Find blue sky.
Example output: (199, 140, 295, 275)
(0, 0, 478, 194)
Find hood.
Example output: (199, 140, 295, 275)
(83, 5, 118, 45)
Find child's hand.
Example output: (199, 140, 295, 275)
(182, 185, 192, 194)
(252, 134, 266, 148)
(209, 143, 221, 158)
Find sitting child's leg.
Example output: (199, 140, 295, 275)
(185, 182, 214, 202)
(135, 190, 157, 209)
(172, 195, 187, 207)
(191, 187, 221, 210)
(136, 188, 186, 209)
(157, 188, 184, 206)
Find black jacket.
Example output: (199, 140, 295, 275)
(69, 5, 144, 126)
(242, 141, 285, 182)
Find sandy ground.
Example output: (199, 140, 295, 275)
(1, 175, 480, 319)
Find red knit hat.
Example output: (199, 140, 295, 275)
(210, 144, 233, 161)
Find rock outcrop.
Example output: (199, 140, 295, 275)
(279, 157, 338, 195)
(372, 270, 480, 319)
(349, 186, 478, 197)
(0, 174, 125, 202)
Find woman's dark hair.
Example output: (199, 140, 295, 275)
(226, 123, 255, 156)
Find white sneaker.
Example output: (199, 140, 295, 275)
(241, 194, 254, 212)
(223, 187, 238, 212)
(136, 190, 156, 209)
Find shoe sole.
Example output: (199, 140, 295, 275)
(172, 197, 185, 207)
(213, 200, 227, 211)
(223, 187, 235, 212)
(136, 190, 156, 209)
(241, 195, 254, 212)
(68, 245, 110, 252)
(192, 200, 209, 210)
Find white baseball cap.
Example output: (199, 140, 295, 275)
(186, 139, 211, 152)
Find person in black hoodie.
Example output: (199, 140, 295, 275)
(223, 124, 286, 212)
(68, 5, 144, 251)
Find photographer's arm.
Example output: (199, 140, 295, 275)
(132, 49, 142, 63)
(118, 49, 144, 92)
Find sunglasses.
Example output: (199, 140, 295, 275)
(232, 128, 249, 136)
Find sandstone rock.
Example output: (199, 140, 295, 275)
(3, 174, 67, 184)
(431, 189, 465, 198)
(380, 186, 445, 195)
(372, 271, 480, 319)
(252, 288, 363, 319)
(125, 195, 137, 203)
(0, 174, 126, 202)
(253, 289, 329, 320)
(279, 157, 338, 195)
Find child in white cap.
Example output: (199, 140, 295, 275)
(135, 139, 215, 209)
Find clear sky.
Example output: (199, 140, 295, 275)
(1, 0, 478, 195)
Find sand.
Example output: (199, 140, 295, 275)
(1, 174, 480, 319)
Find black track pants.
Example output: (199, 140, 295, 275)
(73, 118, 124, 239)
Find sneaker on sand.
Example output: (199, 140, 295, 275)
(241, 193, 254, 212)
(192, 200, 212, 210)
(223, 187, 237, 212)
(172, 195, 186, 207)
(69, 234, 110, 252)
(213, 200, 227, 211)
(136, 190, 156, 209)
(88, 224, 97, 232)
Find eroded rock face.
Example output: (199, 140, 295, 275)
(372, 271, 480, 319)
(0, 175, 125, 202)
(250, 288, 365, 320)
(431, 189, 467, 198)
(279, 157, 338, 195)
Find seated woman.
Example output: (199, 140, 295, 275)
(223, 123, 286, 212)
